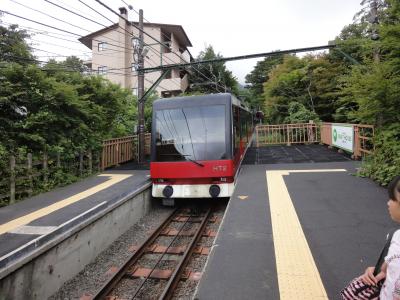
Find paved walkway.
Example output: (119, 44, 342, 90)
(0, 168, 150, 268)
(196, 160, 393, 299)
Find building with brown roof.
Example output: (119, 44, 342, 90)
(79, 7, 192, 97)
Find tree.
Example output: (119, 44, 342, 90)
(188, 45, 239, 95)
(0, 22, 34, 64)
(244, 54, 283, 110)
(284, 102, 320, 124)
(338, 0, 400, 184)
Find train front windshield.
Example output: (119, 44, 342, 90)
(154, 105, 227, 162)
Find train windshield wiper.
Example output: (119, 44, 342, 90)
(185, 156, 204, 167)
(159, 153, 204, 167)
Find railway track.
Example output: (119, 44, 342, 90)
(92, 204, 218, 299)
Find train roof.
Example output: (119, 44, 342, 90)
(152, 93, 251, 112)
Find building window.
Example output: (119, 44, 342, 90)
(132, 87, 138, 97)
(98, 42, 107, 51)
(131, 63, 138, 72)
(98, 66, 107, 75)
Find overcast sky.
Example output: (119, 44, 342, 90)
(1, 0, 363, 84)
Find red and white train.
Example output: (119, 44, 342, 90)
(150, 93, 253, 201)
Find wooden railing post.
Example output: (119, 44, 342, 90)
(88, 150, 92, 174)
(56, 152, 61, 169)
(10, 155, 15, 204)
(43, 152, 48, 185)
(353, 126, 361, 160)
(286, 124, 290, 146)
(79, 151, 84, 176)
(27, 153, 33, 197)
(256, 126, 259, 148)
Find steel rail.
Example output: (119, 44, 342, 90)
(92, 208, 178, 299)
(159, 207, 213, 300)
(129, 208, 196, 299)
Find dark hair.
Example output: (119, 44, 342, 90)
(388, 175, 400, 201)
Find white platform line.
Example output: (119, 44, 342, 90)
(8, 226, 58, 235)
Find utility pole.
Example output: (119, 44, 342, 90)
(137, 9, 145, 164)
(370, 0, 380, 62)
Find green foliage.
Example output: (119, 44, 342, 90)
(284, 102, 320, 124)
(0, 22, 138, 204)
(358, 124, 400, 185)
(245, 0, 400, 185)
(188, 45, 239, 95)
(0, 23, 34, 64)
(244, 54, 284, 110)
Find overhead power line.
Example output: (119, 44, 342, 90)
(1, 10, 81, 37)
(122, 1, 226, 92)
(77, 0, 114, 24)
(43, 0, 108, 28)
(0, 10, 135, 53)
(9, 0, 91, 33)
(141, 45, 337, 72)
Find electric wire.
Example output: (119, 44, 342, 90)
(74, 2, 182, 87)
(8, 0, 92, 33)
(3, 3, 209, 92)
(123, 2, 227, 92)
(43, 0, 108, 28)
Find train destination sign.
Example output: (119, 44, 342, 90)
(332, 125, 354, 153)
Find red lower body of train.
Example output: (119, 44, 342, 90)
(150, 93, 253, 199)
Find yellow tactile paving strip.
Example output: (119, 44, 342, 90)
(266, 169, 346, 299)
(0, 173, 132, 235)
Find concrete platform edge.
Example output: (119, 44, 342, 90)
(0, 180, 151, 280)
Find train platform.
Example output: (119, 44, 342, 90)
(0, 163, 150, 272)
(195, 146, 394, 299)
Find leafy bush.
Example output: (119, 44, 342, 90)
(358, 124, 400, 185)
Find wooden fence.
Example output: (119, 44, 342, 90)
(320, 123, 374, 159)
(1, 150, 96, 205)
(255, 123, 320, 147)
(0, 134, 152, 206)
(256, 122, 374, 159)
(101, 133, 151, 169)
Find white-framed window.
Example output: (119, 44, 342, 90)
(98, 42, 107, 51)
(98, 66, 108, 75)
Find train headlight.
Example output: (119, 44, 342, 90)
(209, 185, 220, 198)
(163, 185, 173, 198)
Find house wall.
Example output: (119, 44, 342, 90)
(90, 23, 188, 97)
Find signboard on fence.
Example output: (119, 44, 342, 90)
(332, 125, 354, 153)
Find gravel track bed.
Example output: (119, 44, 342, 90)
(111, 278, 141, 298)
(50, 200, 227, 300)
(135, 279, 167, 299)
(173, 280, 199, 300)
(136, 256, 177, 270)
(171, 203, 228, 299)
(199, 236, 215, 247)
(49, 205, 174, 300)
(155, 235, 175, 246)
(187, 254, 208, 272)
(167, 220, 187, 231)
(170, 236, 194, 247)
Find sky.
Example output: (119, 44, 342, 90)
(1, 0, 364, 84)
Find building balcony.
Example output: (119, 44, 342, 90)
(162, 51, 190, 66)
(161, 73, 189, 93)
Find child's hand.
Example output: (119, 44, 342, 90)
(360, 267, 378, 286)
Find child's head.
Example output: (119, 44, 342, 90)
(388, 175, 400, 202)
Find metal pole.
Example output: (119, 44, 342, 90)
(137, 9, 145, 164)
